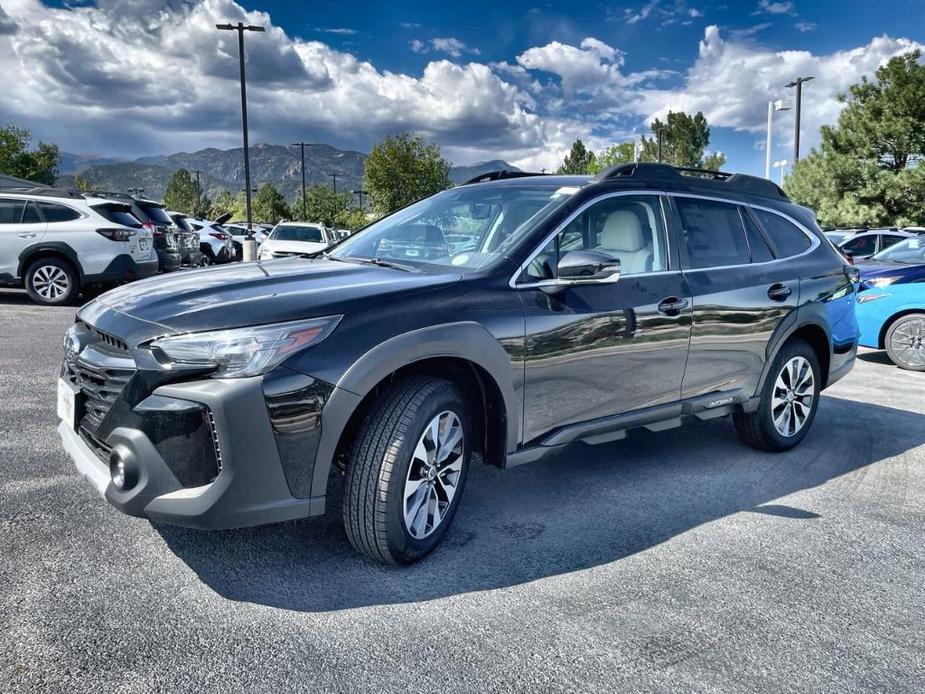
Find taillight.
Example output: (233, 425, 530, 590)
(96, 228, 136, 242)
(209, 231, 228, 240)
(143, 222, 164, 237)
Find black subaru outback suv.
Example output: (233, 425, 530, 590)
(57, 163, 860, 564)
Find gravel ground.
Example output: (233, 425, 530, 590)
(1, 288, 923, 693)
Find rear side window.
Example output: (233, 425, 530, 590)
(880, 234, 906, 251)
(675, 198, 751, 269)
(92, 204, 142, 228)
(37, 202, 81, 223)
(753, 209, 812, 258)
(840, 235, 876, 257)
(0, 199, 25, 223)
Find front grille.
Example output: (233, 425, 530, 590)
(79, 426, 112, 463)
(64, 358, 134, 430)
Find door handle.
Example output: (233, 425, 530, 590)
(657, 296, 689, 316)
(17, 232, 37, 239)
(767, 283, 792, 301)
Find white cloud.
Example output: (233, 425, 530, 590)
(754, 0, 796, 15)
(317, 27, 357, 36)
(794, 21, 817, 33)
(411, 36, 480, 57)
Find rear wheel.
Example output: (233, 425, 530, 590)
(734, 338, 820, 452)
(342, 376, 471, 564)
(884, 313, 925, 371)
(25, 258, 79, 306)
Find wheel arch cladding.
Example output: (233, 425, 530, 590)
(310, 322, 519, 501)
(788, 323, 830, 386)
(19, 243, 81, 279)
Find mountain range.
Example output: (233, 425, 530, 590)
(56, 144, 520, 201)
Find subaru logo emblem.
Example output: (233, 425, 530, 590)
(63, 330, 82, 363)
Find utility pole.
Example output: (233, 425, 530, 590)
(785, 76, 814, 162)
(291, 142, 308, 220)
(216, 21, 264, 258)
(328, 173, 337, 194)
(656, 128, 665, 163)
(352, 189, 367, 209)
(765, 99, 790, 180)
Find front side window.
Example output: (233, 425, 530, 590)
(272, 225, 324, 243)
(37, 202, 81, 223)
(676, 198, 751, 269)
(0, 199, 25, 224)
(872, 237, 925, 264)
(753, 209, 811, 258)
(840, 235, 877, 257)
(521, 195, 669, 282)
(329, 184, 578, 272)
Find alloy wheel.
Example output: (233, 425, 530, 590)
(32, 265, 70, 301)
(889, 317, 925, 369)
(403, 410, 464, 539)
(771, 356, 815, 437)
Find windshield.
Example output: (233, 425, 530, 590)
(872, 237, 925, 263)
(328, 184, 578, 271)
(271, 225, 325, 243)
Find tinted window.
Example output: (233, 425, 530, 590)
(880, 235, 906, 251)
(676, 198, 751, 269)
(522, 195, 668, 281)
(0, 199, 25, 223)
(172, 216, 192, 232)
(22, 202, 41, 224)
(743, 212, 774, 262)
(840, 235, 877, 257)
(754, 209, 811, 258)
(137, 203, 173, 225)
(271, 225, 324, 243)
(37, 202, 81, 223)
(92, 204, 142, 228)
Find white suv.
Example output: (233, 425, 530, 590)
(0, 188, 157, 305)
(257, 222, 334, 260)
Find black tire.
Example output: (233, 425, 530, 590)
(884, 313, 925, 371)
(24, 257, 80, 306)
(343, 376, 471, 565)
(734, 337, 821, 452)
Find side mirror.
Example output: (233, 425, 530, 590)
(557, 249, 621, 282)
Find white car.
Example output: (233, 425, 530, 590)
(257, 222, 335, 260)
(0, 187, 157, 305)
(223, 222, 268, 260)
(172, 213, 235, 265)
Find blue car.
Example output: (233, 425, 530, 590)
(856, 236, 925, 288)
(856, 283, 925, 371)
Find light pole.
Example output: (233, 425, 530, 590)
(352, 189, 367, 210)
(785, 76, 814, 162)
(328, 173, 337, 194)
(765, 99, 790, 180)
(656, 127, 665, 163)
(772, 159, 788, 185)
(291, 142, 308, 221)
(216, 21, 264, 259)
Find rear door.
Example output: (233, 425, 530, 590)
(0, 198, 46, 278)
(669, 194, 803, 401)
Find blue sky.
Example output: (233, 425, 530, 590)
(3, 0, 925, 175)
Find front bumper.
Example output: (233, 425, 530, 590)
(59, 374, 324, 529)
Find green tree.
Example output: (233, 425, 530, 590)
(638, 111, 724, 169)
(0, 123, 60, 185)
(556, 139, 595, 174)
(295, 184, 353, 226)
(163, 168, 210, 217)
(588, 142, 636, 174)
(335, 207, 370, 231)
(364, 133, 452, 214)
(251, 183, 290, 224)
(785, 50, 925, 226)
(209, 190, 237, 220)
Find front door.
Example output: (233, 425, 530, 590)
(0, 198, 46, 279)
(516, 193, 692, 443)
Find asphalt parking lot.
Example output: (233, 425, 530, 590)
(0, 288, 923, 693)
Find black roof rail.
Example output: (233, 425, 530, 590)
(0, 186, 84, 199)
(462, 170, 545, 185)
(591, 162, 788, 200)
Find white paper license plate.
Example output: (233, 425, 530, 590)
(57, 378, 78, 429)
(138, 238, 148, 250)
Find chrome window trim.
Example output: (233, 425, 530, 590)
(667, 192, 821, 273)
(509, 190, 673, 289)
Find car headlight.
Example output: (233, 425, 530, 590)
(866, 275, 900, 288)
(150, 316, 340, 378)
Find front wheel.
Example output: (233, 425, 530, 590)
(734, 338, 821, 452)
(343, 376, 471, 565)
(884, 313, 925, 371)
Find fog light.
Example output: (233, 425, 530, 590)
(109, 447, 138, 491)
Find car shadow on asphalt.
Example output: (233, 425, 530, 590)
(155, 394, 925, 612)
(856, 350, 895, 367)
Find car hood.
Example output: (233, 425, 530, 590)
(84, 257, 462, 338)
(260, 239, 329, 255)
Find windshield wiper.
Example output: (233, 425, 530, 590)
(325, 254, 420, 273)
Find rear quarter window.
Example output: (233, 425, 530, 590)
(753, 209, 812, 258)
(37, 202, 81, 223)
